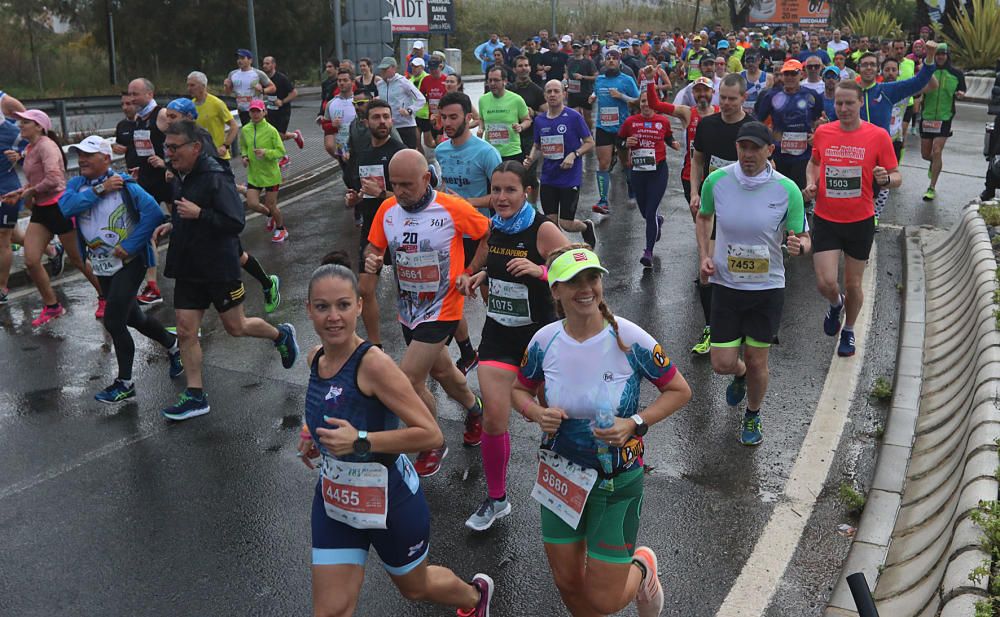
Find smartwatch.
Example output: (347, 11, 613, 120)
(93, 183, 106, 197)
(353, 430, 372, 456)
(630, 414, 648, 437)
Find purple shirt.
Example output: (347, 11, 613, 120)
(533, 107, 591, 188)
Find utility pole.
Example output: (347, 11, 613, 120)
(551, 0, 557, 36)
(332, 0, 343, 60)
(248, 0, 260, 65)
(105, 0, 117, 85)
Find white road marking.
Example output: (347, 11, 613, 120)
(714, 246, 878, 617)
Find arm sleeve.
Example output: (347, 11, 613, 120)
(883, 61, 935, 103)
(516, 335, 547, 389)
(877, 130, 899, 170)
(621, 321, 677, 388)
(451, 199, 490, 239)
(257, 70, 272, 87)
(33, 142, 65, 195)
(955, 69, 967, 93)
(238, 126, 247, 155)
(57, 177, 97, 217)
(698, 169, 721, 215)
(197, 176, 245, 235)
(646, 82, 676, 114)
(408, 80, 427, 112)
(624, 77, 640, 99)
(617, 117, 631, 138)
(780, 177, 805, 234)
(119, 182, 164, 256)
(264, 126, 286, 161)
(366, 200, 391, 250)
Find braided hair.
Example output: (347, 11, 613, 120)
(546, 243, 628, 353)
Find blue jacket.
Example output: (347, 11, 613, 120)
(474, 40, 504, 72)
(0, 119, 24, 192)
(59, 173, 163, 264)
(859, 62, 935, 134)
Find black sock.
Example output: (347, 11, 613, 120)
(457, 337, 475, 359)
(46, 303, 60, 309)
(698, 284, 712, 325)
(746, 408, 759, 416)
(242, 254, 272, 290)
(187, 387, 204, 398)
(735, 371, 746, 382)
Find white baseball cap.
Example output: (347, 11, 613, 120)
(412, 57, 425, 67)
(68, 135, 112, 156)
(413, 41, 425, 49)
(560, 34, 571, 43)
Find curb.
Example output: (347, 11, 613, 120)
(965, 76, 995, 104)
(825, 205, 1000, 615)
(5, 161, 340, 293)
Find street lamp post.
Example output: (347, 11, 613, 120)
(248, 0, 260, 65)
(551, 0, 556, 37)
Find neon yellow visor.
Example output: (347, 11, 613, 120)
(547, 248, 609, 287)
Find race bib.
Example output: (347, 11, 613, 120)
(631, 148, 656, 172)
(709, 155, 735, 173)
(359, 165, 386, 197)
(742, 101, 756, 115)
(90, 250, 124, 276)
(825, 165, 862, 198)
(780, 131, 808, 156)
(530, 449, 597, 530)
(429, 98, 441, 114)
(540, 135, 565, 160)
(922, 119, 943, 134)
(265, 95, 279, 111)
(599, 106, 619, 126)
(395, 250, 441, 293)
(133, 130, 155, 157)
(567, 79, 581, 94)
(487, 279, 532, 327)
(486, 123, 511, 145)
(726, 243, 770, 282)
(236, 95, 253, 111)
(321, 457, 388, 530)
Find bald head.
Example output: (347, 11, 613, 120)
(127, 78, 155, 106)
(388, 149, 431, 208)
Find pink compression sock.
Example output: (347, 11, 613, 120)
(481, 431, 511, 500)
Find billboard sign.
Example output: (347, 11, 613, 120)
(390, 0, 454, 34)
(747, 0, 830, 27)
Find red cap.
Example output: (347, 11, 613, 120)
(248, 99, 266, 111)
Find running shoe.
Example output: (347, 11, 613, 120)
(414, 446, 448, 477)
(823, 300, 843, 336)
(265, 216, 275, 232)
(656, 214, 664, 242)
(272, 228, 289, 243)
(95, 380, 136, 404)
(457, 573, 494, 617)
(279, 155, 290, 168)
(293, 129, 304, 149)
(465, 497, 512, 531)
(923, 187, 936, 201)
(165, 326, 202, 337)
(0, 287, 9, 304)
(275, 323, 299, 369)
(137, 282, 163, 306)
(632, 546, 664, 617)
(981, 189, 996, 202)
(32, 304, 65, 327)
(640, 249, 653, 268)
(726, 375, 747, 406)
(740, 412, 763, 446)
(463, 398, 484, 446)
(456, 351, 479, 375)
(581, 219, 598, 248)
(95, 297, 107, 320)
(161, 390, 210, 421)
(47, 243, 66, 277)
(592, 202, 610, 215)
(691, 326, 711, 355)
(264, 274, 281, 313)
(168, 345, 184, 379)
(837, 329, 856, 357)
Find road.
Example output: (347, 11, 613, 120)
(0, 85, 989, 616)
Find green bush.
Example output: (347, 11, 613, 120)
(934, 0, 1000, 70)
(843, 8, 902, 39)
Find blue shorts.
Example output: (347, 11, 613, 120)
(0, 174, 20, 229)
(311, 455, 430, 575)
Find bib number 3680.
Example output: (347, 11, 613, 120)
(530, 449, 597, 530)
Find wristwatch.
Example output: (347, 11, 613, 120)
(353, 430, 372, 456)
(93, 183, 106, 197)
(630, 414, 648, 437)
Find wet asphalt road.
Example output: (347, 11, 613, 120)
(0, 87, 990, 616)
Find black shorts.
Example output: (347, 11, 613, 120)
(247, 183, 280, 193)
(238, 110, 251, 126)
(463, 236, 480, 268)
(903, 104, 916, 123)
(540, 185, 581, 220)
(30, 204, 74, 236)
(775, 157, 808, 189)
(920, 118, 953, 139)
(401, 320, 459, 345)
(478, 318, 546, 368)
(710, 285, 785, 347)
(270, 111, 291, 135)
(812, 214, 876, 261)
(568, 93, 593, 110)
(892, 140, 903, 162)
(173, 279, 246, 313)
(416, 117, 434, 132)
(0, 201, 20, 229)
(397, 126, 420, 150)
(595, 128, 624, 149)
(357, 199, 389, 274)
(502, 153, 525, 163)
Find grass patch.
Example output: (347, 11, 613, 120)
(838, 482, 866, 514)
(871, 377, 893, 401)
(982, 205, 1000, 227)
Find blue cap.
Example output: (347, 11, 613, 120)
(237, 48, 253, 58)
(717, 40, 730, 49)
(167, 98, 199, 119)
(823, 66, 840, 78)
(532, 36, 541, 42)
(619, 41, 629, 48)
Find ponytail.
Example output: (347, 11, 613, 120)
(599, 300, 629, 353)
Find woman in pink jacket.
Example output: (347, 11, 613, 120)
(1, 110, 102, 326)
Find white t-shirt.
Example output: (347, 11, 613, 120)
(325, 97, 357, 153)
(228, 68, 272, 111)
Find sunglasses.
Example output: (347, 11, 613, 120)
(782, 71, 801, 76)
(806, 65, 822, 69)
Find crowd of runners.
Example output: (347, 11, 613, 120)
(0, 21, 972, 616)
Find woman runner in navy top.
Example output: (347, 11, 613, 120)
(297, 252, 493, 617)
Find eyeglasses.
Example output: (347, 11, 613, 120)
(782, 71, 801, 76)
(859, 62, 878, 68)
(164, 141, 193, 152)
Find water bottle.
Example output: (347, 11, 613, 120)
(593, 386, 615, 477)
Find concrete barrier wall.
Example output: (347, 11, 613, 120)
(826, 206, 1000, 616)
(965, 76, 995, 103)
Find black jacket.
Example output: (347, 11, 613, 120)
(164, 154, 245, 282)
